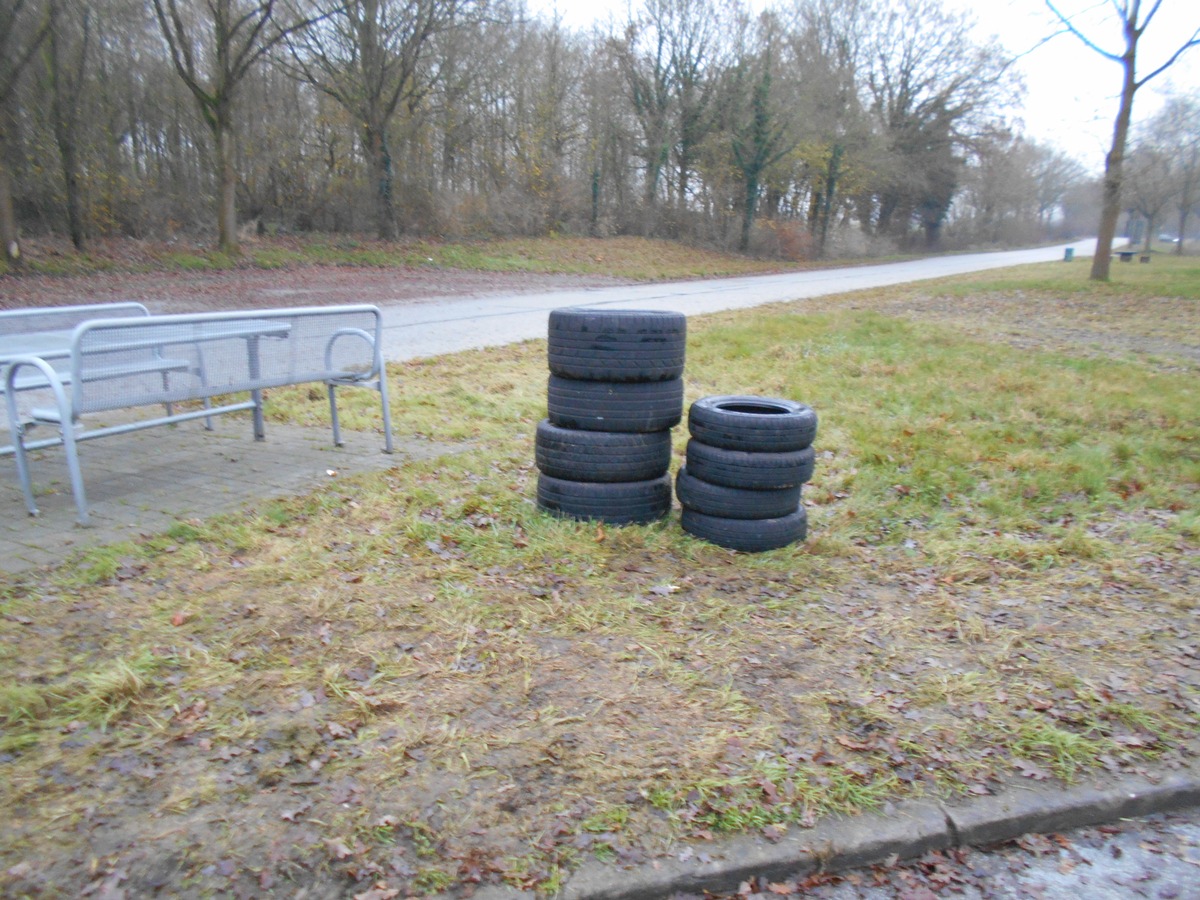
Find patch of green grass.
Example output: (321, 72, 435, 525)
(1008, 719, 1108, 782)
(940, 255, 1200, 300)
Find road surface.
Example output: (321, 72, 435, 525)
(378, 241, 1098, 361)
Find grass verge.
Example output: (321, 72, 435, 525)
(0, 256, 1196, 897)
(8, 234, 815, 281)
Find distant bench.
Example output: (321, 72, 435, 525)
(3, 305, 394, 525)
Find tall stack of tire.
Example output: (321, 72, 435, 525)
(536, 309, 685, 525)
(677, 395, 817, 551)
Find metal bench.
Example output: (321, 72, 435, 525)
(1, 302, 151, 393)
(3, 305, 394, 524)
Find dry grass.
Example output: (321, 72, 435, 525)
(0, 257, 1196, 897)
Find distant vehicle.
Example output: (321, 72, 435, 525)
(1159, 233, 1180, 243)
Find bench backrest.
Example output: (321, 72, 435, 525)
(0, 302, 149, 337)
(69, 305, 384, 416)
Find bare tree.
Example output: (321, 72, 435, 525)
(151, 0, 318, 252)
(1046, 0, 1200, 280)
(279, 0, 486, 240)
(1123, 141, 1174, 252)
(727, 12, 794, 252)
(1, 0, 56, 267)
(789, 0, 872, 257)
(863, 0, 1015, 248)
(43, 0, 92, 251)
(1144, 94, 1200, 254)
(1030, 141, 1086, 232)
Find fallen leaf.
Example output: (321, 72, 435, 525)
(354, 886, 400, 900)
(1014, 758, 1050, 781)
(281, 800, 313, 822)
(836, 734, 874, 752)
(171, 610, 191, 626)
(761, 823, 787, 843)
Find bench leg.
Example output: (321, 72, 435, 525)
(378, 371, 395, 455)
(328, 384, 344, 447)
(60, 422, 90, 526)
(4, 391, 40, 518)
(252, 388, 265, 440)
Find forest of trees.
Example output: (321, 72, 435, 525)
(0, 0, 1194, 263)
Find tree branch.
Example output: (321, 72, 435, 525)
(1136, 28, 1200, 86)
(1044, 0, 1122, 62)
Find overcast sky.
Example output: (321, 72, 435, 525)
(531, 0, 1200, 174)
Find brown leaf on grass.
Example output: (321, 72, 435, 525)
(1014, 758, 1050, 781)
(171, 610, 191, 626)
(768, 882, 798, 895)
(354, 885, 400, 900)
(280, 800, 313, 822)
(327, 721, 354, 739)
(836, 734, 875, 752)
(325, 839, 354, 860)
(595, 525, 606, 542)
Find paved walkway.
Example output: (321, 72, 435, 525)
(377, 242, 1097, 360)
(0, 420, 462, 575)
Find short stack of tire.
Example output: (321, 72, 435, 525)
(676, 395, 817, 552)
(536, 308, 686, 525)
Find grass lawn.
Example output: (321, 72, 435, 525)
(0, 254, 1197, 897)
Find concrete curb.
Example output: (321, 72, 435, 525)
(541, 768, 1200, 900)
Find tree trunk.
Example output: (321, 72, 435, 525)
(739, 173, 757, 253)
(58, 135, 85, 251)
(590, 165, 601, 236)
(817, 143, 843, 258)
(0, 152, 20, 270)
(1090, 45, 1138, 281)
(216, 114, 239, 253)
(365, 125, 397, 241)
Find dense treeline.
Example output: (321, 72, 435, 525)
(0, 0, 1129, 262)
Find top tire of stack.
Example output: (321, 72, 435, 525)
(688, 395, 818, 452)
(548, 308, 687, 382)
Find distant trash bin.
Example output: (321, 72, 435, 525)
(1063, 247, 1074, 262)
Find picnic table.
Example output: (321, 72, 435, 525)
(3, 305, 394, 524)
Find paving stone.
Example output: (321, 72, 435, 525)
(1, 424, 466, 576)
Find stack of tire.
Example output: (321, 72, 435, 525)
(536, 308, 686, 525)
(676, 396, 817, 552)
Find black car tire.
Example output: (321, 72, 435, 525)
(548, 308, 687, 382)
(547, 375, 684, 433)
(681, 506, 808, 552)
(674, 465, 800, 519)
(685, 439, 815, 489)
(688, 395, 818, 452)
(537, 472, 673, 525)
(535, 420, 672, 482)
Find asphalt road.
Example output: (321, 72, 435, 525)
(702, 808, 1200, 899)
(378, 240, 1099, 362)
